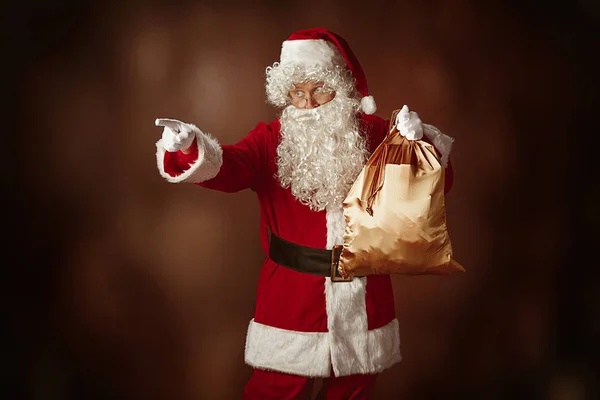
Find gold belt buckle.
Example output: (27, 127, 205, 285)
(331, 245, 353, 282)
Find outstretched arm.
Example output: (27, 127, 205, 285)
(156, 118, 273, 193)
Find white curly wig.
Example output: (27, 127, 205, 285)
(265, 62, 359, 108)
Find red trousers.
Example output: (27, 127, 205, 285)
(243, 369, 378, 400)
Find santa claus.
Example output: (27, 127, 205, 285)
(155, 28, 453, 399)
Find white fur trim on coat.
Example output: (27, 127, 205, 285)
(324, 204, 402, 376)
(245, 319, 331, 377)
(244, 204, 401, 377)
(155, 126, 223, 183)
(280, 39, 346, 69)
(244, 318, 401, 377)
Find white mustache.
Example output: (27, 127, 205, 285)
(284, 106, 322, 123)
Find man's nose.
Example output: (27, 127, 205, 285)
(304, 96, 316, 109)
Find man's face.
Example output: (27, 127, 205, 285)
(288, 81, 335, 109)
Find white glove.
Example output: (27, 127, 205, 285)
(155, 118, 196, 152)
(395, 105, 423, 140)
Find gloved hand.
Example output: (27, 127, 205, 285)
(155, 118, 197, 152)
(395, 105, 423, 140)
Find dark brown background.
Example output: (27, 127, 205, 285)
(4, 1, 599, 399)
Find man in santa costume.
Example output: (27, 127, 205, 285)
(155, 28, 453, 399)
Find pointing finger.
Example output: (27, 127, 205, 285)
(155, 118, 183, 131)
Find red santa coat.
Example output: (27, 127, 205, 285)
(156, 113, 453, 377)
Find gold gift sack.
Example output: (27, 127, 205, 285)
(339, 109, 464, 278)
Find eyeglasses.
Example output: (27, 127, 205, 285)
(288, 85, 335, 108)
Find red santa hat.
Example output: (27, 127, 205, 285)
(279, 28, 377, 115)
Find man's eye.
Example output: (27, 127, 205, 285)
(295, 91, 304, 97)
(314, 87, 323, 93)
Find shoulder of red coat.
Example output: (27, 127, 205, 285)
(246, 118, 281, 145)
(357, 112, 388, 131)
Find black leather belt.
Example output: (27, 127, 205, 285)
(268, 230, 354, 282)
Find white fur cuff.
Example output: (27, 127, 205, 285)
(155, 126, 223, 183)
(422, 123, 454, 167)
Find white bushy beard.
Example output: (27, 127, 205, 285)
(276, 94, 368, 211)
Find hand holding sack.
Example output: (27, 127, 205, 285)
(339, 106, 464, 278)
(395, 104, 424, 140)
